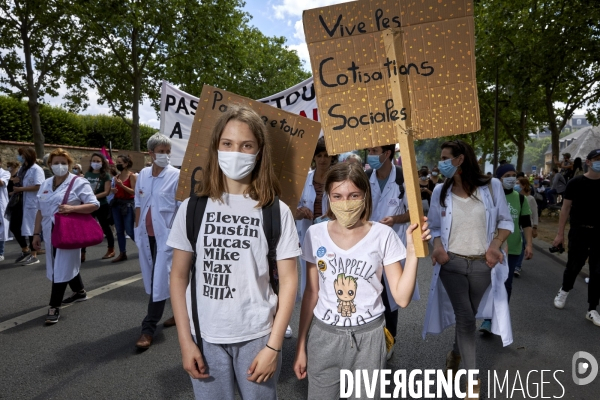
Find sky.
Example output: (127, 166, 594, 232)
(42, 0, 585, 131)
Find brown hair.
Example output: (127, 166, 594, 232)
(518, 177, 531, 195)
(89, 152, 109, 179)
(18, 147, 37, 167)
(198, 105, 280, 207)
(48, 148, 74, 168)
(117, 155, 133, 169)
(324, 163, 372, 221)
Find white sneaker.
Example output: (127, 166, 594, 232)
(386, 342, 395, 361)
(586, 310, 600, 327)
(554, 288, 569, 309)
(585, 277, 590, 284)
(285, 325, 292, 338)
(0, 255, 4, 262)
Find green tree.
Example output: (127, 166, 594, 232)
(474, 0, 549, 172)
(67, 0, 309, 151)
(478, 0, 600, 167)
(0, 0, 81, 157)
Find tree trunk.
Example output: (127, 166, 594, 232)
(516, 109, 527, 172)
(28, 97, 45, 157)
(131, 78, 141, 151)
(545, 85, 560, 168)
(21, 9, 44, 157)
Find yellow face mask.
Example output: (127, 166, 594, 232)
(329, 198, 365, 228)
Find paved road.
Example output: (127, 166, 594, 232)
(1, 238, 598, 399)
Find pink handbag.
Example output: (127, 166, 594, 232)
(51, 176, 104, 250)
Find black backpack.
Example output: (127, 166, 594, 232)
(185, 195, 281, 350)
(366, 165, 405, 199)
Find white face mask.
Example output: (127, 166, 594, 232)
(502, 176, 517, 190)
(153, 153, 170, 168)
(91, 162, 102, 171)
(52, 164, 69, 177)
(218, 150, 258, 181)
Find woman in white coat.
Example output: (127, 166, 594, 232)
(133, 133, 180, 350)
(0, 156, 11, 262)
(10, 147, 45, 265)
(295, 137, 337, 303)
(32, 149, 100, 324)
(423, 140, 513, 399)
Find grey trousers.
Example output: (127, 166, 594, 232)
(307, 315, 386, 400)
(439, 253, 491, 372)
(190, 334, 281, 400)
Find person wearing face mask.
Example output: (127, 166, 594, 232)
(82, 153, 115, 261)
(0, 156, 11, 262)
(366, 144, 413, 360)
(479, 163, 533, 334)
(296, 137, 338, 304)
(31, 148, 100, 324)
(72, 164, 84, 177)
(293, 162, 430, 398)
(419, 168, 435, 215)
(132, 133, 180, 349)
(430, 166, 444, 185)
(513, 177, 538, 277)
(10, 147, 45, 265)
(424, 140, 514, 399)
(168, 106, 300, 399)
(110, 154, 136, 262)
(552, 149, 600, 327)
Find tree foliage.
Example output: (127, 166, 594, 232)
(66, 0, 310, 151)
(0, 0, 81, 157)
(0, 95, 156, 150)
(475, 0, 600, 170)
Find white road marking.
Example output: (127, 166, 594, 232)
(0, 273, 143, 333)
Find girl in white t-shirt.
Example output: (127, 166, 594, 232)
(168, 105, 301, 400)
(293, 162, 430, 399)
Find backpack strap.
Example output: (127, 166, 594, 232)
(366, 167, 405, 199)
(185, 195, 208, 352)
(519, 193, 525, 210)
(394, 166, 405, 199)
(262, 196, 281, 294)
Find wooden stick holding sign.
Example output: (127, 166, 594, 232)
(383, 28, 428, 258)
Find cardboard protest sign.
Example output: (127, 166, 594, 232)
(303, 0, 479, 155)
(160, 78, 320, 166)
(176, 85, 322, 208)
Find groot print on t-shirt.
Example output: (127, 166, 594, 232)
(334, 274, 357, 317)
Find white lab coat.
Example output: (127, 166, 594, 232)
(368, 167, 419, 311)
(0, 168, 10, 241)
(422, 178, 515, 346)
(36, 174, 100, 283)
(20, 164, 45, 236)
(134, 165, 180, 302)
(297, 169, 329, 299)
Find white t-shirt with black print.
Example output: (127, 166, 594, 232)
(167, 193, 302, 344)
(302, 221, 406, 327)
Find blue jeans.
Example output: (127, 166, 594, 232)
(112, 205, 134, 253)
(505, 254, 521, 302)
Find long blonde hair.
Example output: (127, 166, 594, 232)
(198, 105, 280, 207)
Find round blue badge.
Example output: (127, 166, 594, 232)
(316, 246, 326, 257)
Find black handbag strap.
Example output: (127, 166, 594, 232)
(61, 175, 78, 205)
(186, 195, 208, 351)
